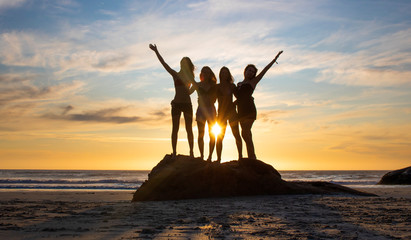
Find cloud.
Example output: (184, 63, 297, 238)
(0, 31, 70, 68)
(62, 105, 74, 115)
(71, 50, 135, 72)
(3, 0, 408, 90)
(0, 31, 145, 74)
(47, 106, 142, 124)
(317, 68, 411, 87)
(0, 0, 27, 11)
(187, 0, 318, 19)
(310, 23, 411, 87)
(1, 1, 410, 131)
(0, 1, 286, 75)
(1, 0, 410, 91)
(0, 72, 85, 130)
(0, 73, 85, 106)
(252, 87, 333, 111)
(326, 125, 411, 159)
(257, 110, 288, 125)
(41, 99, 172, 126)
(54, 0, 79, 8)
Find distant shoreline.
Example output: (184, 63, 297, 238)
(0, 169, 403, 191)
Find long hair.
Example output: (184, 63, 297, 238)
(200, 66, 217, 85)
(219, 66, 234, 84)
(244, 64, 258, 78)
(179, 57, 195, 83)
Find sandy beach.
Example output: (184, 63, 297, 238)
(0, 187, 410, 239)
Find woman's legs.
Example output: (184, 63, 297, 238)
(207, 120, 216, 162)
(216, 120, 227, 163)
(240, 119, 256, 159)
(229, 120, 243, 160)
(197, 121, 205, 160)
(171, 112, 181, 157)
(183, 111, 194, 157)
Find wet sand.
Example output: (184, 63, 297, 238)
(1, 187, 410, 239)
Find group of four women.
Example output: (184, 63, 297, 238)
(149, 44, 282, 163)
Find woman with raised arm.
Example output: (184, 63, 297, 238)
(149, 44, 195, 158)
(237, 50, 283, 159)
(216, 67, 242, 163)
(190, 66, 218, 162)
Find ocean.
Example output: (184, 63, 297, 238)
(0, 169, 396, 191)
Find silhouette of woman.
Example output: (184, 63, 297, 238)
(190, 66, 218, 162)
(237, 50, 283, 159)
(149, 44, 195, 158)
(216, 67, 243, 163)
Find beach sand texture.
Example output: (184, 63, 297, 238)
(0, 188, 410, 239)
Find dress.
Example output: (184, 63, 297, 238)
(236, 82, 256, 121)
(217, 83, 238, 122)
(195, 82, 217, 123)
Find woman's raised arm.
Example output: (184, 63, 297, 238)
(149, 44, 178, 79)
(252, 50, 283, 85)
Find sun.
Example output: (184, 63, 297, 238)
(211, 123, 222, 136)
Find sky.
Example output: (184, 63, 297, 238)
(0, 0, 410, 170)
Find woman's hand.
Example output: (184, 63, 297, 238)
(253, 50, 284, 85)
(149, 44, 157, 51)
(275, 50, 283, 60)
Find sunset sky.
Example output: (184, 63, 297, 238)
(1, 0, 410, 170)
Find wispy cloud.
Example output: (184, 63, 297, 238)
(0, 72, 85, 132)
(44, 106, 142, 124)
(326, 124, 411, 160)
(0, 0, 27, 11)
(0, 73, 84, 106)
(2, 0, 409, 89)
(40, 97, 172, 127)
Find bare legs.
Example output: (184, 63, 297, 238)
(171, 114, 180, 157)
(240, 119, 256, 159)
(172, 111, 253, 160)
(197, 121, 205, 160)
(207, 122, 216, 161)
(171, 111, 194, 158)
(216, 122, 226, 163)
(217, 120, 243, 163)
(183, 111, 194, 157)
(197, 121, 215, 162)
(231, 120, 243, 160)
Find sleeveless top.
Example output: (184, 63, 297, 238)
(195, 82, 217, 122)
(172, 72, 192, 104)
(236, 82, 256, 120)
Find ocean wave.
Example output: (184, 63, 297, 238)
(0, 185, 139, 190)
(0, 179, 144, 190)
(330, 180, 378, 185)
(0, 179, 143, 184)
(0, 169, 388, 190)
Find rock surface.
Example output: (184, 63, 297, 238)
(132, 155, 375, 201)
(378, 166, 411, 185)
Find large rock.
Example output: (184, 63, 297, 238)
(132, 155, 375, 201)
(378, 166, 411, 185)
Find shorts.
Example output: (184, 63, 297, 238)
(171, 101, 193, 117)
(196, 106, 216, 123)
(218, 107, 238, 123)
